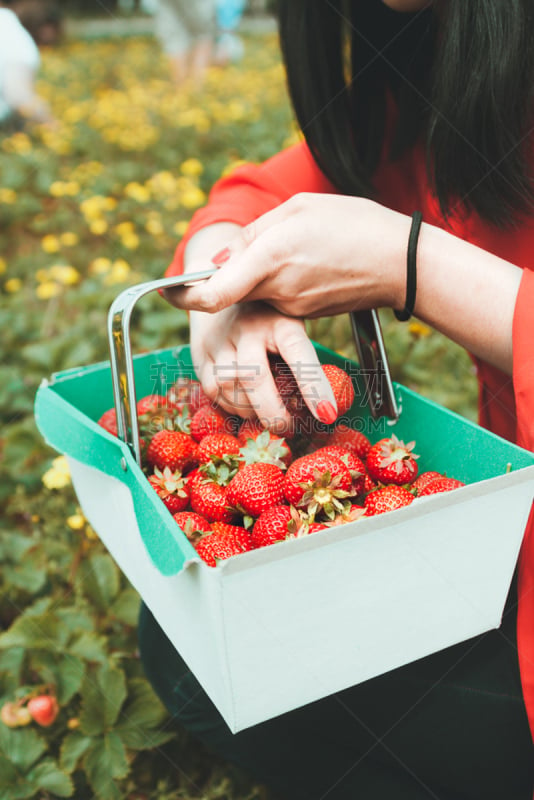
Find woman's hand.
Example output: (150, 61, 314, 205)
(189, 302, 337, 431)
(164, 194, 410, 317)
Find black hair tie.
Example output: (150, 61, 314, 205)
(394, 211, 423, 322)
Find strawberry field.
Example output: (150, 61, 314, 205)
(0, 28, 478, 800)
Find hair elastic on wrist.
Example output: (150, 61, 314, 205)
(394, 210, 423, 322)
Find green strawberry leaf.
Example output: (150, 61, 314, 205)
(59, 731, 93, 774)
(75, 553, 120, 613)
(83, 732, 129, 798)
(0, 725, 46, 772)
(26, 758, 74, 797)
(79, 664, 127, 736)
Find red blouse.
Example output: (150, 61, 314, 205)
(166, 140, 534, 746)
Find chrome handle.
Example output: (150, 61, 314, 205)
(107, 270, 216, 464)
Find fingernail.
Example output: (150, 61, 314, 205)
(211, 247, 231, 265)
(316, 401, 338, 425)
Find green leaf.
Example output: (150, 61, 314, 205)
(54, 655, 86, 705)
(59, 732, 93, 774)
(0, 725, 46, 772)
(26, 758, 74, 797)
(79, 664, 127, 736)
(83, 733, 129, 799)
(108, 588, 140, 626)
(68, 632, 107, 665)
(76, 553, 120, 613)
(0, 648, 25, 694)
(115, 678, 173, 750)
(0, 611, 66, 652)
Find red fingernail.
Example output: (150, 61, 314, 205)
(316, 401, 338, 425)
(211, 247, 231, 265)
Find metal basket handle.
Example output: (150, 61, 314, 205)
(108, 272, 399, 465)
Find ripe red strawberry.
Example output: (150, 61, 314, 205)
(412, 471, 443, 494)
(321, 364, 355, 416)
(190, 405, 231, 442)
(283, 452, 353, 508)
(198, 433, 240, 462)
(418, 477, 465, 496)
(326, 424, 372, 460)
(226, 462, 286, 518)
(137, 394, 167, 415)
(98, 408, 118, 436)
(239, 428, 292, 469)
(173, 510, 211, 542)
(364, 485, 415, 516)
(313, 445, 366, 495)
(189, 471, 235, 523)
(366, 434, 419, 485)
(146, 429, 199, 473)
(237, 418, 267, 446)
(148, 466, 190, 514)
(251, 504, 295, 548)
(195, 525, 253, 567)
(167, 377, 209, 414)
(27, 695, 59, 727)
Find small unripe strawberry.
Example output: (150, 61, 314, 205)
(27, 695, 59, 727)
(0, 702, 32, 728)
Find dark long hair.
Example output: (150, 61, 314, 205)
(277, 0, 534, 226)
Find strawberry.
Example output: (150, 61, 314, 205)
(98, 408, 118, 436)
(251, 504, 297, 548)
(326, 424, 372, 460)
(283, 452, 353, 510)
(190, 405, 231, 442)
(195, 524, 253, 567)
(366, 434, 419, 485)
(148, 466, 190, 514)
(173, 510, 211, 543)
(0, 702, 32, 728)
(198, 433, 241, 462)
(239, 428, 292, 469)
(364, 485, 415, 516)
(321, 364, 355, 416)
(226, 462, 286, 518)
(136, 394, 167, 415)
(189, 471, 236, 523)
(27, 695, 59, 727)
(237, 418, 267, 446)
(418, 477, 465, 496)
(146, 429, 199, 473)
(167, 377, 209, 414)
(412, 471, 443, 494)
(312, 445, 366, 495)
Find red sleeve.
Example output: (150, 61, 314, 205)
(513, 268, 534, 450)
(165, 142, 335, 276)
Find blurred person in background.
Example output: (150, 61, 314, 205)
(154, 0, 217, 88)
(0, 0, 62, 130)
(214, 0, 246, 66)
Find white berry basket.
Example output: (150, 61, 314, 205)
(35, 273, 534, 732)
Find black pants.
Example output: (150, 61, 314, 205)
(138, 577, 534, 799)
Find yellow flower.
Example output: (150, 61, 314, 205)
(4, 278, 22, 293)
(124, 182, 151, 203)
(60, 232, 79, 247)
(0, 257, 6, 274)
(36, 281, 61, 299)
(180, 158, 203, 177)
(173, 220, 189, 236)
(114, 221, 135, 236)
(67, 513, 85, 530)
(103, 259, 131, 285)
(145, 217, 164, 236)
(89, 218, 108, 235)
(180, 186, 206, 209)
(121, 232, 140, 250)
(408, 321, 432, 338)
(42, 456, 71, 490)
(89, 257, 112, 275)
(0, 187, 16, 204)
(49, 264, 80, 285)
(49, 180, 79, 198)
(41, 234, 61, 254)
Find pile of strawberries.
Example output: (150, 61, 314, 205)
(98, 358, 464, 567)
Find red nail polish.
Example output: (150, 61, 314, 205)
(211, 247, 231, 265)
(316, 401, 338, 425)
